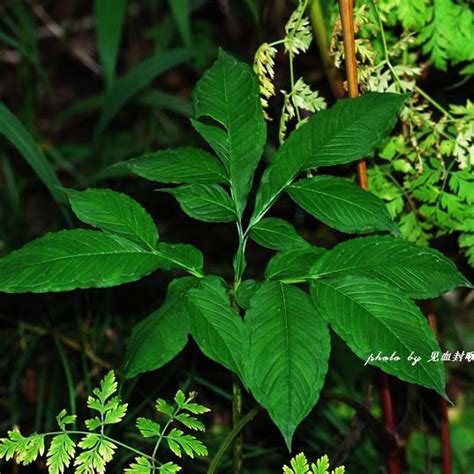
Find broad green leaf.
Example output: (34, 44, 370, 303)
(287, 176, 399, 234)
(265, 247, 326, 281)
(249, 217, 309, 250)
(0, 230, 162, 293)
(124, 277, 199, 378)
(95, 0, 126, 88)
(244, 282, 330, 448)
(155, 242, 204, 277)
(250, 93, 407, 225)
(192, 49, 266, 216)
(186, 277, 246, 376)
(66, 188, 158, 249)
(126, 147, 227, 184)
(311, 275, 445, 395)
(312, 236, 471, 299)
(96, 48, 212, 137)
(304, 92, 408, 168)
(161, 184, 236, 223)
(168, 0, 191, 46)
(0, 103, 65, 205)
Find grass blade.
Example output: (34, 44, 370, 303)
(94, 47, 214, 139)
(95, 0, 127, 88)
(0, 103, 65, 204)
(168, 0, 192, 46)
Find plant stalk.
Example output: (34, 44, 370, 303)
(232, 374, 243, 474)
(309, 0, 345, 99)
(426, 306, 452, 474)
(338, 1, 401, 472)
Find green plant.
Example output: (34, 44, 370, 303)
(0, 41, 471, 470)
(0, 371, 209, 473)
(283, 452, 345, 474)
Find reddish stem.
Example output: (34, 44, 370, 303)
(338, 1, 402, 472)
(427, 310, 452, 474)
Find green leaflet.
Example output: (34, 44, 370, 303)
(250, 92, 407, 226)
(244, 282, 330, 449)
(154, 242, 204, 277)
(192, 48, 266, 217)
(0, 103, 65, 205)
(124, 277, 200, 379)
(311, 275, 446, 396)
(311, 236, 471, 299)
(287, 176, 399, 234)
(96, 48, 212, 138)
(126, 147, 227, 184)
(95, 0, 126, 88)
(65, 188, 158, 249)
(161, 184, 236, 223)
(0, 229, 204, 293)
(186, 277, 246, 377)
(265, 247, 326, 281)
(0, 230, 162, 293)
(249, 217, 310, 251)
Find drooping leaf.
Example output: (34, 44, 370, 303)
(311, 236, 471, 299)
(186, 276, 246, 376)
(249, 217, 309, 250)
(250, 93, 407, 225)
(0, 230, 163, 293)
(311, 275, 445, 395)
(0, 103, 65, 205)
(126, 147, 227, 184)
(161, 184, 236, 223)
(244, 282, 330, 448)
(124, 277, 199, 378)
(96, 48, 212, 137)
(95, 0, 127, 88)
(265, 247, 326, 281)
(66, 188, 158, 249)
(287, 176, 399, 234)
(192, 48, 266, 216)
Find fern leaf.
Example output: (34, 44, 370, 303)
(46, 433, 76, 474)
(136, 417, 161, 438)
(165, 428, 207, 459)
(124, 456, 153, 473)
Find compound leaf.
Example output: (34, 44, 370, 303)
(250, 93, 406, 224)
(192, 49, 266, 216)
(304, 92, 408, 168)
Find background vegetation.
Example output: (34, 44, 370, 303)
(0, 0, 472, 472)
